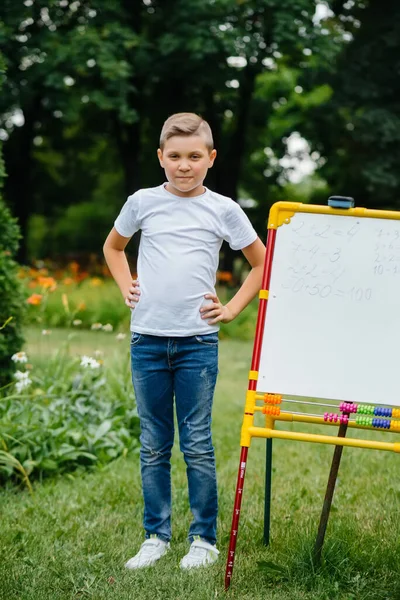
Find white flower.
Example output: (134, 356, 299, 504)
(93, 350, 103, 358)
(14, 371, 32, 392)
(42, 329, 52, 335)
(73, 319, 82, 326)
(80, 355, 101, 369)
(91, 322, 102, 330)
(116, 333, 126, 341)
(11, 351, 28, 363)
(102, 323, 113, 332)
(15, 379, 32, 393)
(14, 370, 30, 381)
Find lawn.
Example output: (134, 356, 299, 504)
(1, 331, 400, 600)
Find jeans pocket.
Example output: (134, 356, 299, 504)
(195, 333, 219, 346)
(131, 332, 143, 346)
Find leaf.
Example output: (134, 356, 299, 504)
(91, 420, 112, 444)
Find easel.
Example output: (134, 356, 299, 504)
(225, 198, 400, 590)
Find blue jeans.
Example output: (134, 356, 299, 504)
(130, 332, 219, 545)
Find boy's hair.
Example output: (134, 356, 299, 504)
(159, 113, 214, 151)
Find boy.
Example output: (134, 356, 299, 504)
(103, 112, 265, 570)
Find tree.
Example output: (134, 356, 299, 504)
(0, 0, 343, 265)
(297, 0, 400, 209)
(0, 52, 25, 386)
(0, 0, 109, 259)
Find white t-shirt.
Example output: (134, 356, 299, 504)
(114, 184, 257, 336)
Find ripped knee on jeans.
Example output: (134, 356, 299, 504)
(140, 443, 172, 465)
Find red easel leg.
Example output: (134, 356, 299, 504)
(224, 446, 249, 591)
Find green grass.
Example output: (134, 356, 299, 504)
(1, 332, 400, 599)
(23, 326, 130, 366)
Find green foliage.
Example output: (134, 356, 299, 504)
(52, 201, 117, 255)
(26, 214, 49, 260)
(0, 349, 139, 486)
(0, 51, 25, 387)
(25, 198, 120, 259)
(0, 0, 347, 258)
(299, 0, 400, 208)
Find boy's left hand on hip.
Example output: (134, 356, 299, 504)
(200, 294, 234, 325)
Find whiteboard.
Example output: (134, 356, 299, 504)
(257, 211, 400, 406)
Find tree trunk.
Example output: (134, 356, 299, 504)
(217, 64, 259, 273)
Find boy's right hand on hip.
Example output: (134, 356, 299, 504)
(125, 279, 141, 308)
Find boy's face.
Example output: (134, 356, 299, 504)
(157, 135, 216, 198)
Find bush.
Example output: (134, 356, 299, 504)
(52, 201, 116, 255)
(0, 156, 25, 387)
(0, 348, 139, 487)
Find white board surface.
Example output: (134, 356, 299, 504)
(257, 211, 400, 406)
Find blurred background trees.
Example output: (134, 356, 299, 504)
(0, 0, 398, 265)
(0, 51, 25, 385)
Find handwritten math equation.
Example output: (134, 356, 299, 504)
(278, 219, 373, 301)
(374, 227, 400, 275)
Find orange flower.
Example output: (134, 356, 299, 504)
(63, 277, 74, 285)
(217, 271, 233, 282)
(38, 276, 57, 291)
(27, 294, 43, 305)
(77, 301, 86, 311)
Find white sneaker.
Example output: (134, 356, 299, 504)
(125, 536, 170, 569)
(180, 536, 219, 570)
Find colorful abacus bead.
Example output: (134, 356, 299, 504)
(374, 407, 392, 417)
(264, 393, 282, 405)
(263, 405, 280, 416)
(390, 420, 400, 431)
(340, 402, 357, 413)
(339, 414, 349, 424)
(359, 404, 374, 415)
(356, 415, 372, 426)
(324, 413, 341, 423)
(392, 408, 400, 418)
(372, 418, 391, 429)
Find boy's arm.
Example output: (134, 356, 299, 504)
(200, 237, 266, 325)
(103, 227, 139, 307)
